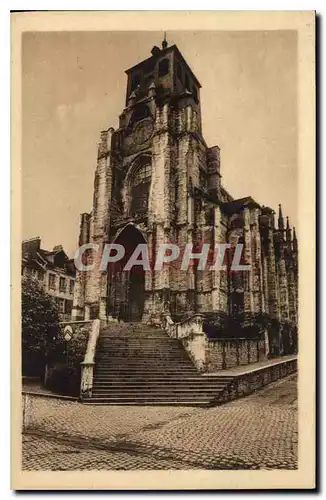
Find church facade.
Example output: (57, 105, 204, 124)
(72, 40, 298, 336)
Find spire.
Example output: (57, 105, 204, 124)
(278, 204, 284, 232)
(293, 226, 298, 252)
(286, 216, 291, 242)
(162, 31, 168, 50)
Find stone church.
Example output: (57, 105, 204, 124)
(72, 39, 298, 334)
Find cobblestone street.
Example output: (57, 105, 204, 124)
(22, 375, 298, 470)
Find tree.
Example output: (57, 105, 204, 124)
(22, 277, 61, 377)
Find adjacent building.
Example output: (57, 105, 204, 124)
(22, 237, 76, 321)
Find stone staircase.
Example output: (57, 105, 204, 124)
(83, 323, 233, 406)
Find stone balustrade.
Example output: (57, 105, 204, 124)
(163, 314, 208, 372)
(80, 319, 101, 399)
(163, 314, 267, 373)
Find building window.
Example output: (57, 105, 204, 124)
(59, 277, 66, 292)
(205, 207, 215, 226)
(177, 62, 182, 81)
(132, 163, 152, 185)
(69, 280, 74, 294)
(58, 298, 65, 313)
(158, 58, 169, 77)
(48, 273, 56, 289)
(130, 161, 152, 214)
(65, 300, 72, 315)
(38, 270, 45, 281)
(144, 58, 155, 75)
(199, 170, 207, 190)
(230, 291, 244, 317)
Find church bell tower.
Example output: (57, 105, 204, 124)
(72, 38, 222, 323)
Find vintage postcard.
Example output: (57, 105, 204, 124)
(11, 11, 315, 490)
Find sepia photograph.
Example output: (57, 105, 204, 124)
(11, 11, 315, 490)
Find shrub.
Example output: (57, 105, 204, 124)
(203, 311, 268, 339)
(22, 277, 61, 377)
(45, 363, 80, 396)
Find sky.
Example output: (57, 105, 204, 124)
(22, 30, 297, 257)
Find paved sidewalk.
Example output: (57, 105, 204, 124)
(22, 380, 78, 401)
(22, 375, 298, 470)
(203, 354, 297, 377)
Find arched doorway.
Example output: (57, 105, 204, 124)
(108, 224, 147, 322)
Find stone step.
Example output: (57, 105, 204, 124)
(96, 354, 190, 360)
(92, 382, 228, 389)
(93, 374, 213, 380)
(95, 366, 196, 371)
(98, 337, 177, 346)
(99, 336, 170, 342)
(100, 330, 168, 337)
(97, 346, 187, 351)
(96, 350, 191, 356)
(92, 377, 228, 384)
(95, 351, 188, 363)
(95, 356, 194, 362)
(84, 324, 232, 406)
(99, 336, 175, 341)
(95, 358, 194, 365)
(92, 389, 226, 396)
(86, 395, 214, 402)
(90, 374, 232, 385)
(97, 343, 186, 348)
(94, 374, 200, 380)
(95, 360, 195, 366)
(97, 347, 189, 353)
(83, 400, 211, 407)
(98, 346, 184, 351)
(95, 370, 199, 376)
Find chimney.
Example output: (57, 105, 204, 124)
(22, 237, 41, 257)
(53, 245, 63, 252)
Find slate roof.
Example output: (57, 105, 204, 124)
(221, 196, 261, 215)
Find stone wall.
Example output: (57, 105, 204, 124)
(219, 356, 297, 403)
(205, 338, 266, 372)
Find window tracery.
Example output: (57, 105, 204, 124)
(130, 160, 152, 214)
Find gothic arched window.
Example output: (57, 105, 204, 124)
(130, 160, 152, 214)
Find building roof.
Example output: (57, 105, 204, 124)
(22, 238, 76, 277)
(125, 44, 202, 88)
(221, 196, 261, 215)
